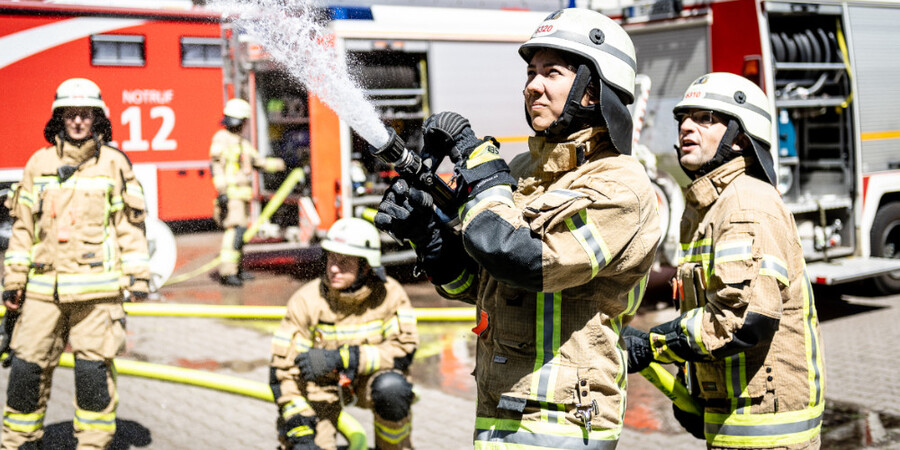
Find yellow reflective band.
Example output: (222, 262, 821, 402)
(340, 345, 351, 368)
(30, 272, 122, 296)
(678, 238, 712, 264)
(441, 268, 474, 295)
(282, 398, 311, 419)
(313, 320, 385, 342)
(383, 316, 400, 336)
(19, 189, 34, 208)
(226, 185, 253, 200)
(725, 353, 751, 414)
(74, 409, 116, 432)
(679, 308, 710, 356)
(475, 417, 620, 448)
(121, 253, 150, 268)
(4, 251, 31, 268)
(760, 254, 790, 286)
(801, 272, 824, 407)
(397, 309, 417, 326)
(294, 337, 312, 354)
(649, 333, 686, 364)
(3, 411, 44, 433)
(125, 182, 144, 197)
(705, 403, 824, 447)
(459, 185, 515, 226)
(110, 196, 124, 212)
(287, 424, 314, 438)
(360, 345, 380, 374)
(530, 292, 561, 403)
(564, 210, 611, 279)
(624, 274, 648, 317)
(374, 421, 411, 444)
(220, 249, 240, 263)
(714, 239, 754, 264)
(466, 141, 502, 168)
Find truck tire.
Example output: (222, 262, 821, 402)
(870, 202, 900, 295)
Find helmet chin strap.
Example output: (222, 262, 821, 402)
(535, 65, 599, 138)
(678, 119, 743, 180)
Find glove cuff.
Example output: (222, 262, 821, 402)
(339, 345, 360, 374)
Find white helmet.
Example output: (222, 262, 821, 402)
(674, 72, 776, 185)
(519, 8, 636, 104)
(223, 98, 251, 120)
(321, 217, 381, 268)
(52, 78, 108, 117)
(518, 8, 636, 153)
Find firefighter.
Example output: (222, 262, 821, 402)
(209, 98, 284, 286)
(1, 78, 150, 449)
(375, 9, 660, 448)
(624, 72, 826, 449)
(269, 217, 418, 450)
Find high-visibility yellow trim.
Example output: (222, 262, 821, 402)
(282, 398, 311, 418)
(466, 141, 502, 168)
(649, 332, 686, 364)
(705, 403, 824, 447)
(679, 307, 710, 356)
(2, 411, 44, 433)
(460, 185, 515, 226)
(530, 292, 562, 404)
(564, 210, 611, 279)
(475, 417, 620, 448)
(861, 130, 900, 141)
(360, 345, 380, 374)
(760, 254, 790, 286)
(801, 271, 824, 407)
(73, 409, 116, 432)
(287, 424, 314, 438)
(374, 421, 411, 444)
(313, 320, 385, 342)
(714, 239, 753, 264)
(441, 269, 475, 295)
(4, 251, 31, 268)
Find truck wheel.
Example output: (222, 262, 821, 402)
(871, 202, 900, 295)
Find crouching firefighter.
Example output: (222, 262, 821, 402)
(2, 78, 151, 449)
(209, 98, 285, 287)
(375, 8, 660, 449)
(624, 73, 826, 449)
(269, 218, 419, 449)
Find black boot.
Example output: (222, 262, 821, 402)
(220, 274, 243, 287)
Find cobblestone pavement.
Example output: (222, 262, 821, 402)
(2, 232, 899, 448)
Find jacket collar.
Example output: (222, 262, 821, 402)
(55, 135, 100, 166)
(321, 276, 384, 313)
(527, 126, 610, 174)
(684, 156, 749, 209)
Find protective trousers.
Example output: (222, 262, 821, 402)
(218, 198, 250, 277)
(2, 297, 124, 450)
(279, 370, 412, 450)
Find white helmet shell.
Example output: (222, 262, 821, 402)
(674, 73, 772, 148)
(519, 8, 636, 104)
(223, 98, 252, 120)
(52, 78, 108, 116)
(321, 217, 382, 268)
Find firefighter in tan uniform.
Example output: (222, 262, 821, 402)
(625, 73, 826, 449)
(375, 9, 660, 448)
(269, 218, 418, 450)
(209, 98, 284, 286)
(1, 78, 150, 449)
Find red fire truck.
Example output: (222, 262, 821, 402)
(600, 0, 900, 293)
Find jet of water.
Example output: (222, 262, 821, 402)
(211, 0, 390, 148)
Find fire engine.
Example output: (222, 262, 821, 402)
(594, 0, 900, 293)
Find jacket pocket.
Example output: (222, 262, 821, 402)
(522, 189, 592, 234)
(100, 304, 127, 359)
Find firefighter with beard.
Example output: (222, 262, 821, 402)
(624, 73, 826, 449)
(1, 78, 150, 449)
(209, 98, 284, 287)
(269, 218, 418, 450)
(375, 9, 660, 448)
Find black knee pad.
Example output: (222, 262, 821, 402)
(233, 226, 247, 250)
(281, 413, 317, 449)
(74, 359, 111, 411)
(371, 371, 413, 422)
(7, 356, 42, 413)
(269, 367, 282, 401)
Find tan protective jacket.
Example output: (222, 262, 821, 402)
(209, 128, 265, 201)
(674, 157, 825, 448)
(441, 127, 660, 442)
(270, 276, 419, 396)
(3, 138, 150, 302)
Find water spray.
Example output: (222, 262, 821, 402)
(213, 0, 458, 216)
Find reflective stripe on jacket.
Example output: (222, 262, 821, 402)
(209, 129, 262, 200)
(443, 127, 660, 441)
(675, 157, 825, 448)
(3, 139, 150, 302)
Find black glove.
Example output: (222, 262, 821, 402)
(623, 326, 653, 374)
(374, 179, 439, 246)
(422, 111, 484, 163)
(216, 194, 228, 221)
(295, 347, 359, 383)
(673, 400, 705, 440)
